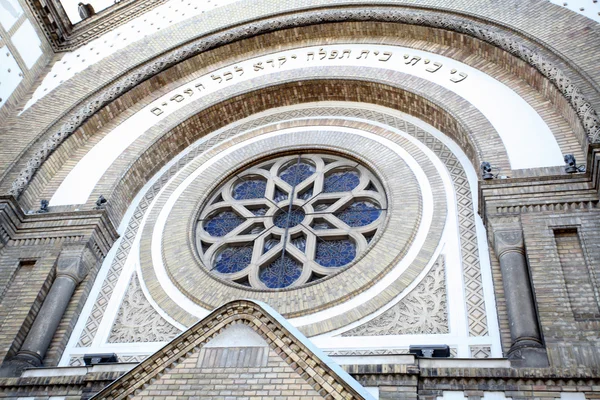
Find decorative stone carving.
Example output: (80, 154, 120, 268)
(470, 345, 492, 359)
(10, 8, 600, 198)
(494, 229, 525, 257)
(108, 272, 181, 343)
(57, 244, 91, 284)
(342, 256, 448, 336)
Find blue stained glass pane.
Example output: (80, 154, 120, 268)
(259, 256, 302, 288)
(313, 220, 333, 230)
(263, 238, 279, 254)
(273, 208, 305, 228)
(298, 188, 313, 200)
(323, 171, 360, 193)
(214, 245, 253, 274)
(273, 188, 288, 203)
(315, 239, 356, 267)
(232, 179, 266, 200)
(291, 236, 306, 252)
(335, 202, 381, 227)
(279, 162, 315, 186)
(364, 232, 375, 243)
(250, 207, 268, 216)
(204, 211, 244, 237)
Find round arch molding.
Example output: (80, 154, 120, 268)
(2, 1, 600, 209)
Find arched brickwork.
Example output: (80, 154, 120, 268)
(2, 6, 598, 207)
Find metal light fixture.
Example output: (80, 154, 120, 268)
(481, 161, 494, 180)
(83, 353, 118, 366)
(409, 345, 451, 358)
(564, 154, 583, 173)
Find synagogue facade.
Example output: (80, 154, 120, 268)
(0, 0, 599, 398)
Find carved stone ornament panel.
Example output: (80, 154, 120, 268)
(108, 272, 181, 343)
(342, 255, 448, 336)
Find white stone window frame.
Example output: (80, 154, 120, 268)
(196, 153, 387, 289)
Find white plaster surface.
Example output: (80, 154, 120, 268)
(0, 45, 23, 109)
(0, 0, 23, 31)
(560, 393, 586, 400)
(438, 392, 467, 400)
(49, 44, 563, 206)
(548, 0, 600, 22)
(21, 0, 600, 109)
(11, 20, 43, 69)
(205, 324, 267, 347)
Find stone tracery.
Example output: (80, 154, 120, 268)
(196, 153, 387, 289)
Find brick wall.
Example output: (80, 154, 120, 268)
(131, 348, 324, 399)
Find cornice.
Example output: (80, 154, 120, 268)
(478, 161, 600, 224)
(0, 195, 118, 256)
(24, 0, 168, 52)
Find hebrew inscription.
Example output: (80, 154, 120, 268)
(147, 45, 468, 117)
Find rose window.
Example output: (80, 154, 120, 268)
(195, 154, 387, 289)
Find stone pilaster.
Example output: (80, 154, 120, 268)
(13, 245, 91, 368)
(491, 220, 548, 367)
(0, 196, 118, 376)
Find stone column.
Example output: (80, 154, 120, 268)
(493, 227, 548, 367)
(2, 244, 90, 374)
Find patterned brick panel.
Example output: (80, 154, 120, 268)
(554, 229, 600, 320)
(131, 349, 323, 399)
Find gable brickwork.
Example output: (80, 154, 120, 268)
(130, 347, 324, 399)
(92, 300, 372, 399)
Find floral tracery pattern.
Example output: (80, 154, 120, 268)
(108, 273, 181, 343)
(342, 256, 448, 336)
(196, 154, 387, 289)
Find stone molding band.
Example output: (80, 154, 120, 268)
(8, 6, 600, 198)
(495, 246, 526, 258)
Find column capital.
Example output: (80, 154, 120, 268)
(56, 244, 91, 284)
(493, 229, 524, 258)
(489, 217, 524, 257)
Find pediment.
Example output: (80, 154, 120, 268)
(92, 300, 373, 399)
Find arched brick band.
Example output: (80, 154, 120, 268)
(9, 6, 600, 197)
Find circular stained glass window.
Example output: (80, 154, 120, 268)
(195, 154, 387, 289)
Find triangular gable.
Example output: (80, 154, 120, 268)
(92, 300, 374, 399)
